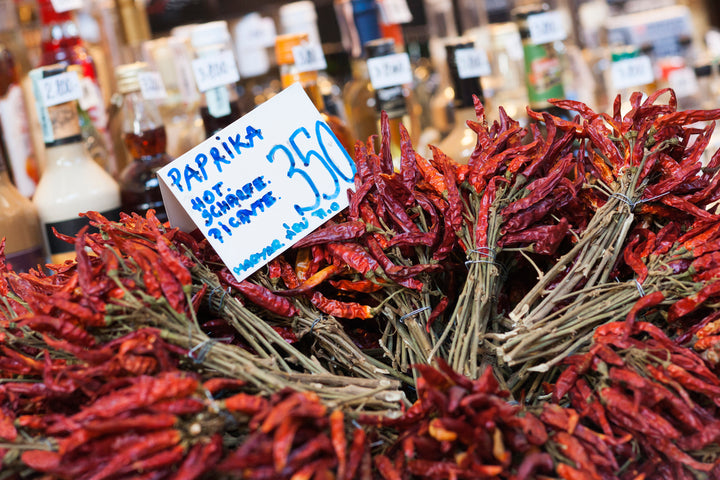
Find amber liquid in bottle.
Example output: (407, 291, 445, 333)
(119, 126, 170, 222)
(199, 102, 243, 137)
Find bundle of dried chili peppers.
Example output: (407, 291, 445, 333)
(3, 89, 720, 477)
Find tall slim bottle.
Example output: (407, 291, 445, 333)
(275, 33, 354, 154)
(512, 2, 569, 118)
(365, 38, 413, 169)
(115, 62, 172, 223)
(0, 130, 46, 272)
(438, 41, 485, 164)
(30, 65, 121, 264)
(190, 21, 243, 138)
(37, 0, 117, 176)
(342, 0, 383, 145)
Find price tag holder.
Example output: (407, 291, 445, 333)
(138, 72, 168, 100)
(292, 43, 327, 73)
(527, 11, 567, 45)
(367, 53, 413, 90)
(191, 51, 240, 93)
(377, 0, 413, 25)
(157, 83, 357, 282)
(50, 0, 82, 12)
(39, 71, 82, 107)
(455, 48, 492, 79)
(668, 67, 699, 99)
(611, 55, 655, 91)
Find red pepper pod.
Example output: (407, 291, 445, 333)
(219, 269, 298, 318)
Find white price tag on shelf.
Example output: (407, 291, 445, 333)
(611, 56, 655, 91)
(138, 72, 168, 100)
(191, 51, 240, 93)
(527, 11, 567, 45)
(157, 83, 356, 282)
(50, 0, 82, 12)
(292, 43, 327, 73)
(668, 67, 699, 99)
(377, 0, 413, 25)
(39, 71, 82, 107)
(455, 48, 492, 79)
(367, 53, 413, 90)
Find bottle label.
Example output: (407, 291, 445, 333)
(367, 53, 413, 90)
(377, 0, 413, 25)
(45, 208, 122, 255)
(138, 72, 168, 100)
(205, 87, 232, 119)
(0, 84, 38, 197)
(523, 43, 565, 107)
(49, 0, 83, 13)
(375, 85, 407, 117)
(611, 56, 654, 91)
(668, 67, 699, 99)
(455, 48, 492, 79)
(192, 51, 240, 93)
(39, 72, 83, 107)
(78, 76, 104, 113)
(527, 11, 567, 45)
(6, 246, 45, 273)
(292, 44, 327, 74)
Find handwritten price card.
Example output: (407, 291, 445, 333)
(158, 83, 356, 281)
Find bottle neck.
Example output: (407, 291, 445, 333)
(279, 65, 326, 111)
(43, 101, 83, 148)
(121, 90, 165, 135)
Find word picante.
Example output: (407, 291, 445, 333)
(165, 125, 263, 193)
(191, 177, 272, 228)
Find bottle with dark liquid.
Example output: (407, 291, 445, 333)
(115, 62, 172, 222)
(190, 21, 243, 137)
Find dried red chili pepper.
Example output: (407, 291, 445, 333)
(326, 242, 380, 276)
(624, 291, 664, 335)
(293, 221, 367, 248)
(219, 269, 298, 318)
(275, 264, 343, 296)
(174, 434, 223, 480)
(329, 278, 384, 293)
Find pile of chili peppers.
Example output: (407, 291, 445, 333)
(4, 90, 720, 477)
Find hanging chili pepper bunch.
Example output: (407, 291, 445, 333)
(358, 360, 553, 480)
(497, 90, 720, 392)
(550, 320, 720, 478)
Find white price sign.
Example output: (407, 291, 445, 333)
(191, 51, 240, 93)
(367, 53, 413, 90)
(377, 0, 413, 25)
(668, 67, 699, 99)
(292, 44, 327, 73)
(39, 71, 82, 107)
(527, 11, 567, 45)
(50, 0, 82, 12)
(611, 56, 655, 91)
(455, 48, 492, 79)
(138, 72, 168, 100)
(157, 83, 356, 282)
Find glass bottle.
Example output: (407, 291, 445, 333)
(0, 34, 39, 197)
(37, 0, 117, 176)
(30, 65, 121, 264)
(0, 129, 46, 272)
(342, 0, 383, 145)
(365, 37, 413, 169)
(232, 12, 279, 113)
(190, 21, 243, 138)
(278, 1, 348, 127)
(512, 2, 569, 118)
(438, 40, 486, 164)
(115, 62, 172, 223)
(141, 36, 205, 159)
(275, 32, 355, 154)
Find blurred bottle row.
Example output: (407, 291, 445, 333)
(1, 0, 719, 271)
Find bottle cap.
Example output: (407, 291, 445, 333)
(275, 32, 309, 66)
(191, 21, 231, 50)
(115, 62, 148, 94)
(352, 0, 382, 52)
(278, 1, 321, 46)
(365, 37, 395, 58)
